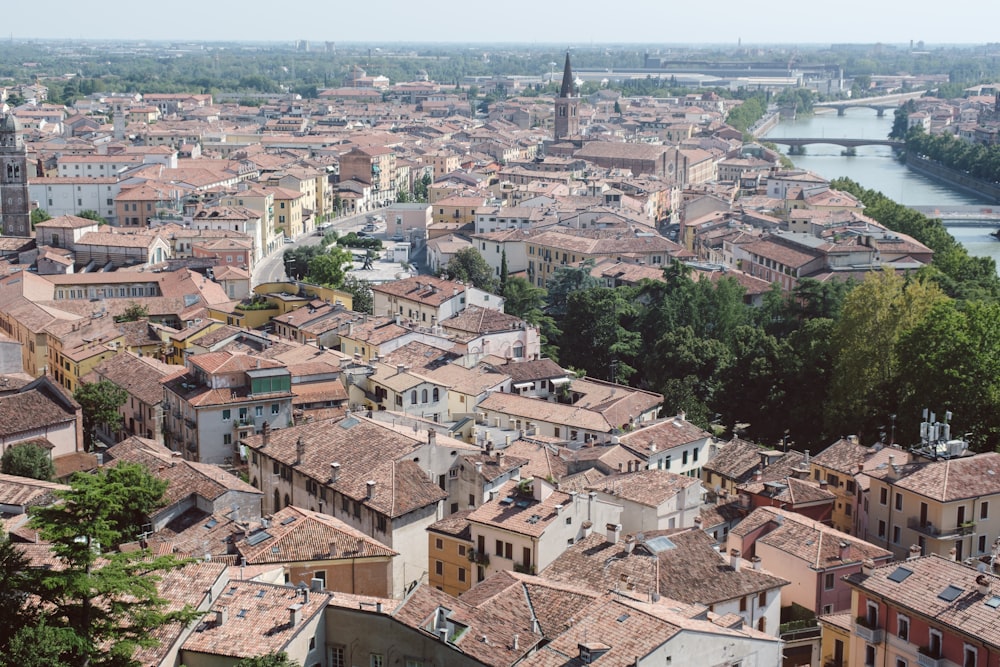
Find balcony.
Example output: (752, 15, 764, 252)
(467, 549, 490, 566)
(907, 517, 975, 539)
(855, 616, 884, 643)
(916, 648, 947, 667)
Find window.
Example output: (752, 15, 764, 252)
(222, 409, 231, 421)
(223, 434, 232, 445)
(376, 515, 387, 533)
(814, 469, 821, 481)
(421, 389, 428, 403)
(435, 560, 443, 576)
(896, 660, 907, 667)
(458, 545, 466, 557)
(682, 450, 689, 465)
(981, 535, 988, 554)
(693, 447, 699, 462)
(496, 539, 504, 557)
(435, 538, 443, 550)
(758, 591, 766, 606)
(411, 391, 417, 405)
(458, 567, 467, 582)
(370, 655, 384, 667)
(846, 480, 856, 494)
(895, 493, 903, 510)
(845, 503, 853, 517)
(432, 388, 439, 402)
(880, 487, 888, 505)
(865, 646, 876, 667)
(330, 647, 345, 667)
(983, 502, 990, 520)
(893, 525, 901, 544)
(739, 596, 747, 612)
(824, 573, 835, 590)
(964, 644, 978, 667)
(505, 542, 512, 560)
(255, 405, 263, 417)
(897, 614, 909, 641)
(878, 520, 886, 538)
(271, 403, 279, 415)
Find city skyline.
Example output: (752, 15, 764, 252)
(4, 0, 999, 47)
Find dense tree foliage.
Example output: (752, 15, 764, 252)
(440, 247, 497, 292)
(73, 380, 128, 452)
(904, 126, 1000, 184)
(341, 275, 374, 314)
(1, 443, 55, 481)
(0, 465, 195, 667)
(725, 93, 767, 133)
(306, 246, 354, 288)
(234, 653, 302, 667)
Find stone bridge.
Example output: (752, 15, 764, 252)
(765, 137, 903, 148)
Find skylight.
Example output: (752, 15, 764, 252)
(644, 536, 677, 554)
(339, 416, 359, 430)
(938, 585, 963, 602)
(887, 566, 913, 583)
(280, 516, 297, 526)
(245, 530, 272, 547)
(985, 596, 1000, 609)
(204, 518, 218, 529)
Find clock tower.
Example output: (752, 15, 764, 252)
(0, 113, 31, 236)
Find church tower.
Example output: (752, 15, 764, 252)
(553, 52, 580, 141)
(0, 113, 31, 236)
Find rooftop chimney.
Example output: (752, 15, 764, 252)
(428, 429, 436, 446)
(839, 541, 851, 561)
(215, 607, 228, 626)
(512, 633, 519, 651)
(752, 556, 762, 570)
(754, 469, 762, 482)
(606, 522, 622, 545)
(475, 461, 483, 476)
(908, 544, 922, 561)
(730, 548, 742, 571)
(261, 422, 270, 448)
(861, 558, 875, 576)
(978, 573, 991, 596)
(366, 480, 376, 500)
(330, 462, 341, 483)
(288, 603, 302, 627)
(295, 437, 305, 465)
(948, 546, 957, 561)
(623, 535, 635, 554)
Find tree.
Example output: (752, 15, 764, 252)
(306, 246, 354, 288)
(545, 263, 599, 318)
(21, 464, 196, 667)
(234, 653, 302, 667)
(283, 245, 323, 281)
(442, 247, 497, 292)
(613, 100, 622, 115)
(73, 380, 128, 451)
(77, 210, 107, 225)
(30, 208, 51, 230)
(558, 287, 641, 385)
(341, 275, 373, 314)
(0, 535, 34, 653)
(499, 250, 509, 293)
(114, 302, 148, 323)
(1, 443, 55, 481)
(826, 269, 946, 441)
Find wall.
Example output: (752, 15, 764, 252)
(906, 153, 1000, 203)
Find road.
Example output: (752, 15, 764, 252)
(252, 211, 373, 287)
(251, 211, 428, 287)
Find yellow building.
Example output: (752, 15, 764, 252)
(431, 194, 488, 227)
(526, 229, 679, 288)
(166, 319, 228, 365)
(46, 315, 126, 393)
(427, 510, 476, 596)
(817, 612, 853, 667)
(268, 187, 306, 238)
(867, 450, 1000, 561)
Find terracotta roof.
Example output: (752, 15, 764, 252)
(0, 472, 68, 508)
(866, 451, 1000, 502)
(370, 275, 465, 306)
(466, 479, 571, 538)
(587, 469, 701, 508)
(497, 359, 567, 384)
(89, 351, 184, 406)
(617, 414, 711, 459)
(0, 382, 78, 437)
(440, 305, 525, 335)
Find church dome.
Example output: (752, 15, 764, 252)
(0, 113, 18, 133)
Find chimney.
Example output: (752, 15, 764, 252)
(752, 556, 762, 570)
(803, 449, 810, 464)
(887, 455, 898, 480)
(475, 461, 483, 476)
(948, 546, 957, 561)
(302, 588, 310, 604)
(977, 573, 991, 596)
(861, 558, 876, 576)
(677, 410, 686, 421)
(288, 603, 303, 627)
(512, 633, 519, 651)
(624, 535, 635, 554)
(396, 364, 406, 375)
(531, 617, 540, 634)
(839, 541, 851, 561)
(366, 480, 376, 500)
(261, 422, 270, 448)
(295, 437, 305, 465)
(376, 601, 383, 613)
(438, 628, 448, 642)
(330, 462, 341, 482)
(754, 469, 762, 482)
(730, 548, 742, 571)
(215, 607, 228, 626)
(606, 522, 622, 545)
(428, 429, 436, 446)
(693, 516, 702, 529)
(908, 544, 922, 561)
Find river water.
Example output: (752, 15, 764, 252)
(762, 109, 1000, 272)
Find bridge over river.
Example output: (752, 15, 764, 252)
(766, 137, 903, 149)
(908, 205, 1000, 226)
(814, 90, 928, 116)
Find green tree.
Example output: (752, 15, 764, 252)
(544, 263, 599, 318)
(306, 246, 354, 288)
(31, 208, 52, 230)
(499, 250, 509, 293)
(114, 302, 149, 323)
(341, 275, 374, 314)
(1, 443, 55, 481)
(21, 464, 195, 667)
(283, 245, 323, 281)
(77, 210, 107, 225)
(613, 100, 622, 115)
(826, 269, 946, 441)
(73, 380, 128, 451)
(234, 653, 302, 667)
(3, 620, 81, 667)
(442, 247, 497, 292)
(0, 535, 34, 653)
(559, 287, 641, 385)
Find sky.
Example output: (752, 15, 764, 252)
(4, 1, 1000, 46)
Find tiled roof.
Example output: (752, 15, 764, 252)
(587, 469, 701, 508)
(467, 479, 572, 538)
(702, 437, 772, 480)
(0, 472, 69, 508)
(503, 440, 569, 481)
(0, 382, 78, 437)
(235, 505, 396, 564)
(846, 554, 1000, 649)
(90, 351, 183, 406)
(242, 416, 446, 518)
(866, 452, 1000, 502)
(498, 359, 567, 384)
(440, 305, 525, 335)
(738, 475, 835, 505)
(370, 275, 465, 306)
(617, 414, 711, 459)
(428, 509, 474, 540)
(477, 393, 612, 432)
(733, 506, 892, 569)
(810, 437, 881, 473)
(182, 580, 330, 659)
(542, 530, 788, 606)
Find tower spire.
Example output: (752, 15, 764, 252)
(559, 51, 574, 98)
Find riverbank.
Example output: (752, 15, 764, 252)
(904, 153, 1000, 204)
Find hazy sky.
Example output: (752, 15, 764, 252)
(5, 1, 998, 46)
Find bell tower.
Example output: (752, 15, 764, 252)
(0, 113, 31, 236)
(553, 52, 579, 141)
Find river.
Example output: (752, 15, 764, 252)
(762, 108, 1000, 272)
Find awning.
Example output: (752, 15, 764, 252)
(513, 382, 533, 389)
(550, 377, 572, 385)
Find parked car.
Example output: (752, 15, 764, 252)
(283, 236, 293, 244)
